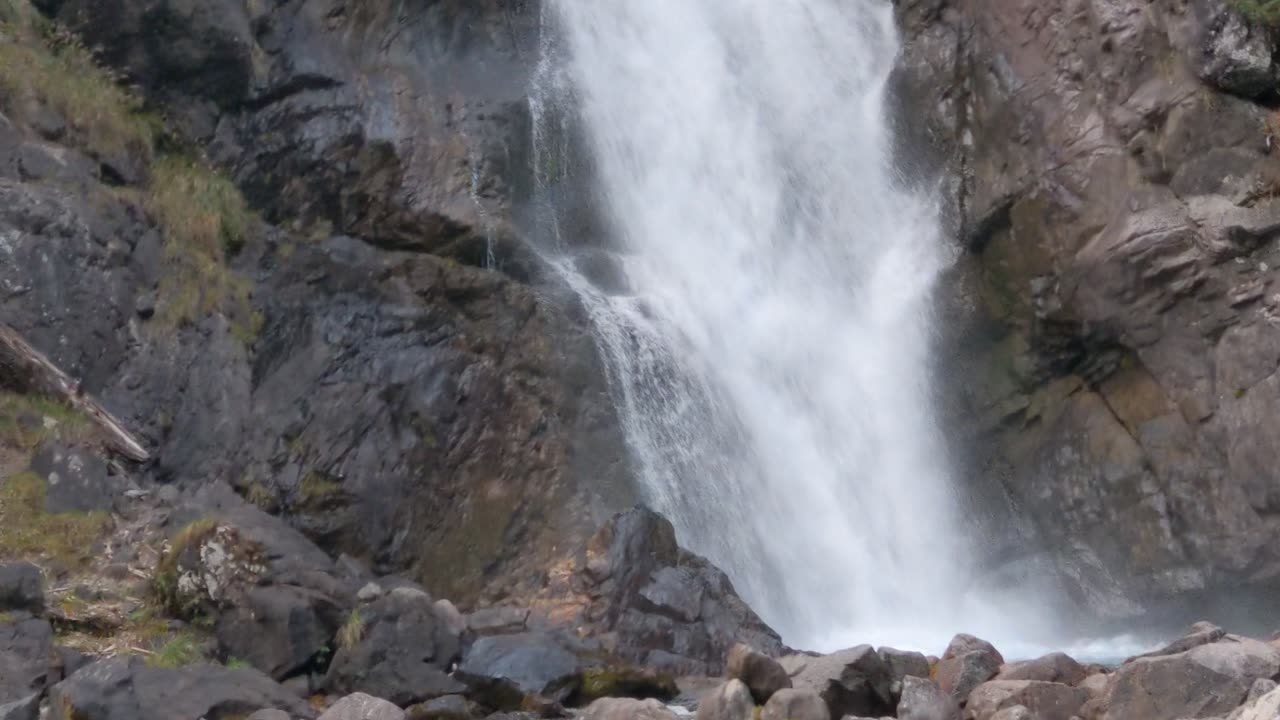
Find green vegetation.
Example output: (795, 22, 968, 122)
(224, 656, 251, 670)
(0, 473, 110, 572)
(1233, 0, 1280, 27)
(337, 608, 365, 651)
(151, 518, 218, 617)
(0, 391, 89, 450)
(0, 0, 260, 343)
(147, 154, 256, 333)
(0, 0, 155, 167)
(147, 632, 204, 668)
(298, 471, 343, 507)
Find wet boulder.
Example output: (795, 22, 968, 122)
(405, 694, 477, 720)
(898, 676, 959, 720)
(1102, 635, 1280, 720)
(726, 643, 791, 703)
(994, 653, 1085, 685)
(456, 631, 594, 708)
(760, 688, 830, 720)
(695, 679, 754, 720)
(0, 694, 38, 720)
(962, 680, 1088, 720)
(582, 697, 680, 720)
(879, 646, 931, 702)
(933, 635, 1003, 704)
(781, 645, 894, 718)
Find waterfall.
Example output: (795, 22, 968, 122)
(530, 0, 1047, 653)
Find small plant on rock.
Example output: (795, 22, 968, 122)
(147, 633, 204, 668)
(337, 608, 365, 651)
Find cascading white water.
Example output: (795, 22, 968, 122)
(531, 0, 1068, 654)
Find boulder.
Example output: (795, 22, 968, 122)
(325, 587, 465, 707)
(405, 695, 476, 720)
(1129, 622, 1227, 661)
(48, 656, 315, 720)
(0, 564, 42, 615)
(582, 698, 680, 720)
(248, 711, 293, 720)
(455, 631, 595, 707)
(781, 646, 894, 718)
(987, 707, 1032, 720)
(319, 693, 406, 720)
(933, 635, 1003, 704)
(726, 643, 791, 703)
(761, 688, 831, 720)
(29, 442, 114, 513)
(880, 647, 931, 703)
(898, 676, 959, 720)
(0, 616, 54, 702)
(1234, 685, 1280, 720)
(1103, 636, 1280, 720)
(995, 653, 1086, 686)
(695, 680, 754, 720)
(567, 508, 784, 674)
(1246, 677, 1279, 704)
(963, 680, 1088, 720)
(1193, 9, 1276, 97)
(0, 694, 38, 720)
(466, 607, 529, 636)
(1079, 673, 1109, 699)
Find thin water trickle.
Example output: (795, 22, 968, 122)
(529, 0, 1144, 658)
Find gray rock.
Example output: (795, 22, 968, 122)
(1196, 11, 1276, 97)
(933, 635, 1002, 705)
(48, 656, 315, 720)
(405, 694, 474, 720)
(1129, 622, 1227, 661)
(898, 677, 958, 720)
(1234, 685, 1280, 720)
(1246, 677, 1278, 704)
(466, 607, 529, 636)
(247, 711, 293, 720)
(29, 442, 113, 513)
(0, 564, 42, 615)
(726, 643, 791, 703)
(319, 693, 405, 720)
(0, 616, 54, 702)
(0, 694, 38, 720)
(879, 647, 931, 682)
(995, 653, 1085, 686)
(782, 646, 894, 718)
(582, 698, 680, 720)
(761, 688, 831, 720)
(1103, 636, 1280, 720)
(963, 681, 1088, 720)
(455, 631, 594, 707)
(987, 707, 1032, 720)
(325, 588, 464, 707)
(695, 680, 754, 720)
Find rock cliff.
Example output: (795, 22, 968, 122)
(894, 0, 1280, 621)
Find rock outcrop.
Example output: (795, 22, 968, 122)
(894, 0, 1280, 619)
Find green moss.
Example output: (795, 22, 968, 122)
(573, 667, 678, 704)
(337, 608, 365, 651)
(0, 472, 111, 572)
(224, 656, 251, 670)
(243, 480, 274, 511)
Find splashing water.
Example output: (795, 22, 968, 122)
(529, 0, 1145, 657)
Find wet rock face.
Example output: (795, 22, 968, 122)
(895, 0, 1280, 616)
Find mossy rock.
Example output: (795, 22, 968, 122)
(571, 666, 679, 705)
(152, 519, 267, 620)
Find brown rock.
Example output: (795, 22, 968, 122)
(726, 644, 791, 703)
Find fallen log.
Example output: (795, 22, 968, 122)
(0, 322, 150, 463)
